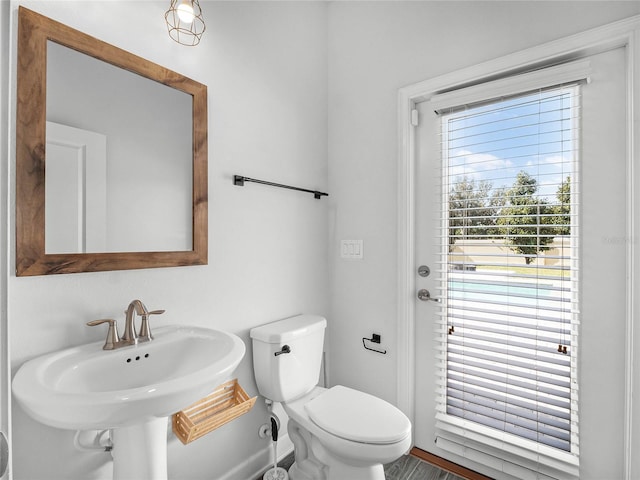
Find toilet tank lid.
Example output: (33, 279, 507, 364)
(250, 314, 327, 343)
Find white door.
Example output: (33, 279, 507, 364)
(45, 122, 107, 253)
(414, 47, 628, 479)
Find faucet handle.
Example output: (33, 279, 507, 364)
(138, 310, 165, 340)
(87, 319, 120, 350)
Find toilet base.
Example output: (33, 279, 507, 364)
(289, 463, 385, 480)
(287, 419, 385, 480)
(289, 461, 384, 480)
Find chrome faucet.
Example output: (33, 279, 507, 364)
(122, 299, 148, 344)
(87, 300, 165, 350)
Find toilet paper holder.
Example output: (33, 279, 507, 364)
(362, 334, 386, 355)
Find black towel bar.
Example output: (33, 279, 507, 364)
(233, 175, 328, 200)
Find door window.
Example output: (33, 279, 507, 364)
(437, 86, 579, 454)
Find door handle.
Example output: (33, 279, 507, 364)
(417, 289, 440, 302)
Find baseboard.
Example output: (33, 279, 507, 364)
(217, 433, 294, 480)
(410, 447, 493, 480)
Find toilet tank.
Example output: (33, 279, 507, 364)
(250, 314, 326, 402)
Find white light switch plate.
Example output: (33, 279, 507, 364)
(340, 240, 363, 259)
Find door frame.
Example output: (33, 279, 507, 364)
(396, 14, 640, 479)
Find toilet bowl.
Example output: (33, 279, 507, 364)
(284, 386, 411, 480)
(250, 315, 412, 480)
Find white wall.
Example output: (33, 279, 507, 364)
(5, 1, 327, 479)
(0, 0, 10, 478)
(326, 0, 640, 478)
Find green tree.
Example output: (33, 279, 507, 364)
(449, 176, 500, 245)
(552, 176, 571, 236)
(496, 171, 556, 264)
(486, 186, 508, 237)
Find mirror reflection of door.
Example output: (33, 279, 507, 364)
(45, 122, 107, 254)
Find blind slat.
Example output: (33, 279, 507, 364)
(446, 381, 571, 419)
(446, 396, 571, 440)
(446, 355, 571, 389)
(446, 343, 571, 377)
(447, 365, 570, 399)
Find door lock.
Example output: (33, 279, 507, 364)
(418, 265, 431, 277)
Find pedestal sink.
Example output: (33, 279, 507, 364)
(12, 325, 245, 479)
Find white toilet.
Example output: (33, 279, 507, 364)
(250, 314, 412, 480)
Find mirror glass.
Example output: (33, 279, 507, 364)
(16, 7, 208, 276)
(46, 41, 193, 253)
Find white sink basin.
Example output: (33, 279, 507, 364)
(12, 325, 246, 430)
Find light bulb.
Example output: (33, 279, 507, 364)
(176, 0, 195, 24)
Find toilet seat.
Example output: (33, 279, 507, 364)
(304, 385, 411, 444)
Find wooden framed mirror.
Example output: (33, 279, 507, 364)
(16, 7, 208, 276)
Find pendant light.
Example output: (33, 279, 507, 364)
(165, 0, 206, 46)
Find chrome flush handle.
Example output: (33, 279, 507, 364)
(274, 345, 291, 356)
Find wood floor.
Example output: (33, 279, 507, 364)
(384, 454, 465, 480)
(256, 451, 466, 480)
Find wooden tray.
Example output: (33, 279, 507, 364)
(172, 379, 257, 445)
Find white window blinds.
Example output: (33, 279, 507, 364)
(432, 66, 583, 477)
